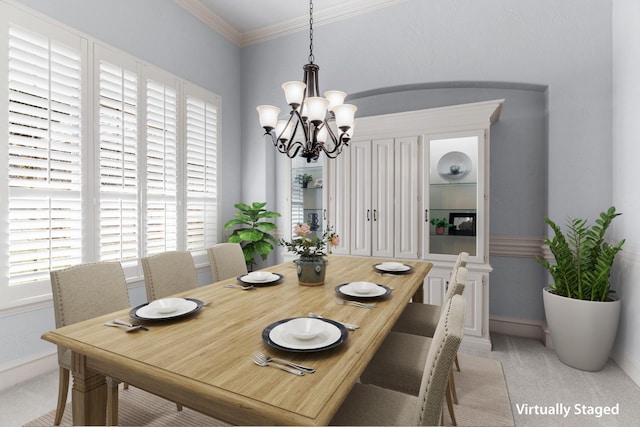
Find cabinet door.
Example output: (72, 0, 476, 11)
(422, 131, 485, 262)
(327, 147, 350, 254)
(350, 140, 372, 256)
(371, 139, 394, 258)
(394, 137, 419, 259)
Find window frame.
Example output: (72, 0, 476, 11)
(0, 3, 221, 310)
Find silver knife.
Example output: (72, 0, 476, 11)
(113, 318, 149, 331)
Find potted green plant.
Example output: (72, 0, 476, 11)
(430, 217, 452, 235)
(224, 202, 281, 270)
(536, 206, 625, 371)
(297, 173, 314, 188)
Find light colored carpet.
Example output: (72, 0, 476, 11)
(24, 354, 513, 426)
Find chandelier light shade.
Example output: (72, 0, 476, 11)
(257, 0, 356, 162)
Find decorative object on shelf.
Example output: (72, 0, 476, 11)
(297, 173, 314, 188)
(437, 151, 472, 181)
(536, 206, 625, 371)
(429, 217, 452, 235)
(448, 213, 477, 236)
(307, 212, 320, 231)
(256, 0, 357, 163)
(314, 178, 323, 188)
(224, 202, 281, 270)
(280, 223, 339, 286)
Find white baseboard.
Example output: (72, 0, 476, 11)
(489, 315, 549, 344)
(0, 350, 57, 392)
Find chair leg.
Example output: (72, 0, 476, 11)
(177, 403, 183, 411)
(123, 382, 129, 390)
(445, 381, 457, 426)
(54, 367, 70, 426)
(454, 353, 461, 372)
(449, 368, 459, 404)
(106, 377, 119, 426)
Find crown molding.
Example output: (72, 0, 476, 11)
(174, 0, 408, 47)
(173, 0, 243, 46)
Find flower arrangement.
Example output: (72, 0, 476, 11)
(280, 223, 340, 257)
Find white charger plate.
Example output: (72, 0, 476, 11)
(340, 282, 388, 297)
(268, 319, 342, 350)
(132, 298, 200, 320)
(238, 273, 282, 285)
(374, 263, 413, 273)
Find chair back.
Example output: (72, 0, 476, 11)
(208, 243, 248, 282)
(50, 262, 130, 365)
(455, 251, 469, 268)
(142, 251, 198, 301)
(443, 266, 467, 303)
(414, 294, 466, 426)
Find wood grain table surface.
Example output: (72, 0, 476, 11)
(42, 255, 432, 426)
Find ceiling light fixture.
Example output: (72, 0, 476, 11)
(256, 0, 357, 162)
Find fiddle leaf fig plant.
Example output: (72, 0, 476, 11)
(536, 206, 625, 301)
(224, 202, 281, 269)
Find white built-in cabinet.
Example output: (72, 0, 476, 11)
(347, 138, 419, 258)
(325, 100, 503, 351)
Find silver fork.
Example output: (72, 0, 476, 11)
(335, 298, 376, 309)
(224, 284, 255, 290)
(252, 351, 315, 373)
(251, 352, 305, 376)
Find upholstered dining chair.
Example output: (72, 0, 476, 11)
(392, 251, 468, 382)
(330, 294, 466, 426)
(359, 266, 467, 425)
(141, 251, 199, 301)
(207, 243, 248, 282)
(392, 251, 468, 337)
(50, 262, 131, 426)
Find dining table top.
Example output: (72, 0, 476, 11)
(42, 255, 432, 426)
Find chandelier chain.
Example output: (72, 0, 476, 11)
(308, 0, 314, 63)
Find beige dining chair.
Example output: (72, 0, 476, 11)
(207, 243, 248, 281)
(50, 261, 131, 426)
(360, 266, 467, 424)
(330, 294, 466, 426)
(393, 251, 468, 337)
(141, 251, 199, 301)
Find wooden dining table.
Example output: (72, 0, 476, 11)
(42, 255, 432, 426)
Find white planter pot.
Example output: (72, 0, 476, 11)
(543, 287, 621, 371)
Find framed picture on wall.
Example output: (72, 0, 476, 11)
(448, 213, 476, 236)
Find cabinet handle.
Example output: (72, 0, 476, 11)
(367, 209, 370, 221)
(424, 209, 429, 222)
(323, 209, 327, 220)
(373, 209, 377, 221)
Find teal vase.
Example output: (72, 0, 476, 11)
(294, 256, 327, 286)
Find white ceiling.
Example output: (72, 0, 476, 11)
(173, 0, 407, 46)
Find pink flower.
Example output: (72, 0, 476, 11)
(328, 235, 340, 247)
(294, 223, 311, 237)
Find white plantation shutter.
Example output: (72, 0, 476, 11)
(7, 24, 83, 285)
(185, 91, 219, 251)
(145, 78, 177, 255)
(98, 60, 139, 263)
(2, 5, 221, 307)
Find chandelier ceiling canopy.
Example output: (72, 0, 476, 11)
(256, 0, 356, 162)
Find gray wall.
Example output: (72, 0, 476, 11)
(612, 0, 640, 384)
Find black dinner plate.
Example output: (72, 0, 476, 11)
(237, 273, 284, 286)
(373, 263, 414, 275)
(262, 317, 349, 353)
(129, 298, 204, 321)
(335, 283, 392, 300)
